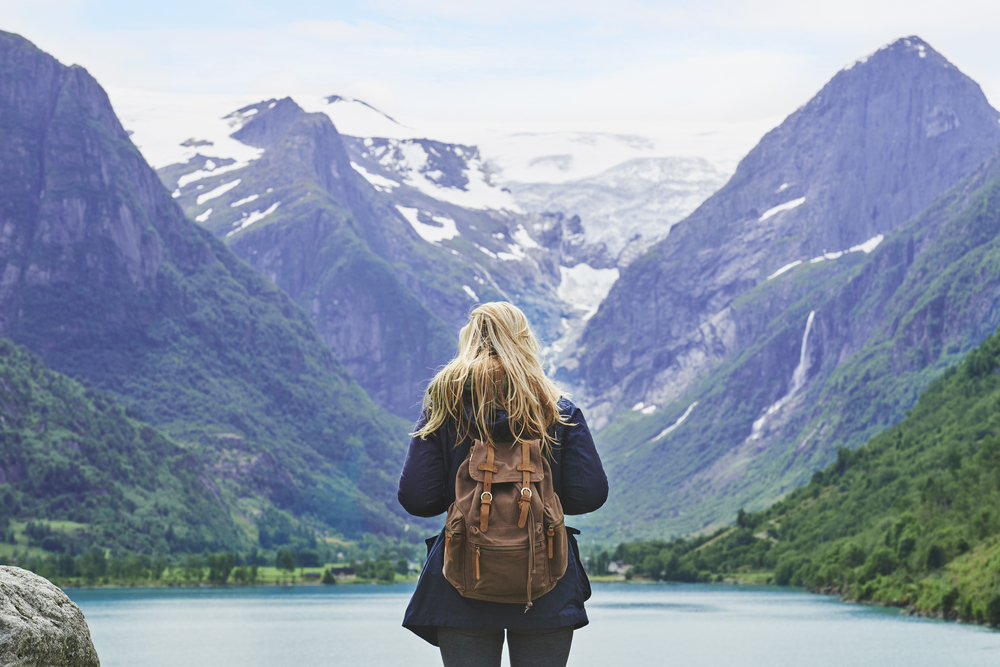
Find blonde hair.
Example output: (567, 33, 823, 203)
(414, 302, 567, 456)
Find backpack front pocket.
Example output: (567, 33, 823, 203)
(471, 540, 548, 601)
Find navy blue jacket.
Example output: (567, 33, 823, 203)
(398, 397, 608, 646)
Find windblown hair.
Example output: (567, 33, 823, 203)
(414, 302, 567, 456)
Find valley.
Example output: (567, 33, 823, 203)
(3, 27, 1000, 615)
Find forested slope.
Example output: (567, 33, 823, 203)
(0, 338, 242, 554)
(612, 327, 1000, 625)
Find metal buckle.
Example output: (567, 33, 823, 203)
(481, 491, 493, 502)
(520, 487, 532, 498)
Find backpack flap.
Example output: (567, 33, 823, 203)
(468, 439, 545, 483)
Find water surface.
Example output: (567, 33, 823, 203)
(67, 582, 1000, 666)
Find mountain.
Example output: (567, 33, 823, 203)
(615, 325, 1000, 626)
(0, 30, 417, 542)
(159, 96, 465, 418)
(576, 37, 1000, 415)
(155, 95, 624, 417)
(0, 339, 240, 554)
(571, 37, 1000, 538)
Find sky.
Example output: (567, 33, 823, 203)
(4, 0, 1000, 167)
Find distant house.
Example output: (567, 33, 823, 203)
(607, 561, 632, 574)
(328, 566, 355, 576)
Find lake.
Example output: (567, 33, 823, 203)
(66, 582, 1000, 666)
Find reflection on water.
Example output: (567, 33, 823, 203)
(67, 582, 1000, 667)
(591, 601, 713, 612)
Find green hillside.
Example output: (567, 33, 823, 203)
(0, 338, 242, 554)
(0, 31, 418, 541)
(609, 326, 1000, 625)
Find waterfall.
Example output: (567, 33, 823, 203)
(789, 310, 816, 394)
(748, 310, 816, 441)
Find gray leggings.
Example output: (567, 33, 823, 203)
(438, 626, 574, 667)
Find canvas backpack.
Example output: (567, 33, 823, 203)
(443, 438, 568, 611)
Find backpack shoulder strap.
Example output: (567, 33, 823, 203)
(476, 441, 498, 532)
(516, 439, 537, 528)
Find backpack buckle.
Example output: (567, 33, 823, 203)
(481, 491, 493, 503)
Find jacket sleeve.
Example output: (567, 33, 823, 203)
(397, 413, 449, 518)
(558, 405, 609, 516)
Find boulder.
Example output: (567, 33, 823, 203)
(0, 566, 100, 667)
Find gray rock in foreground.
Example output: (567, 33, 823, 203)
(0, 566, 100, 667)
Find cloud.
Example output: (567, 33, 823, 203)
(286, 19, 401, 42)
(4, 0, 1000, 155)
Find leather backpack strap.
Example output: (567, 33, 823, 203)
(477, 442, 498, 532)
(515, 439, 536, 529)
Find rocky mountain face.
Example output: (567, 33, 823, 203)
(159, 97, 622, 417)
(571, 37, 1000, 539)
(576, 37, 1000, 422)
(161, 97, 463, 418)
(0, 31, 417, 541)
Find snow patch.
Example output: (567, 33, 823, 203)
(226, 202, 281, 237)
(767, 260, 802, 280)
(511, 224, 540, 249)
(231, 194, 259, 207)
(196, 179, 241, 205)
(462, 285, 478, 301)
(776, 183, 789, 192)
(350, 161, 400, 192)
(358, 137, 522, 212)
(195, 208, 212, 223)
(759, 197, 806, 221)
(850, 234, 884, 254)
(474, 244, 498, 259)
(557, 264, 620, 320)
(401, 142, 523, 212)
(496, 244, 527, 262)
(179, 160, 253, 188)
(651, 402, 699, 441)
(767, 231, 885, 281)
(395, 205, 459, 244)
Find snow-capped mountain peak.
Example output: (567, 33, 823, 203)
(297, 94, 424, 141)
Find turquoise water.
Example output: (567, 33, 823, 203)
(67, 583, 1000, 666)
